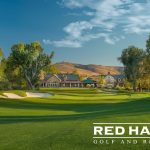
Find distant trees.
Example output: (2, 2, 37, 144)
(6, 42, 54, 90)
(5, 62, 26, 89)
(39, 64, 60, 80)
(145, 36, 150, 75)
(142, 36, 150, 91)
(118, 46, 144, 91)
(0, 48, 3, 61)
(43, 64, 60, 74)
(72, 69, 78, 75)
(119, 36, 150, 91)
(0, 48, 6, 81)
(0, 49, 9, 89)
(99, 75, 105, 87)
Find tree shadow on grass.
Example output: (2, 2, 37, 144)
(0, 97, 150, 124)
(0, 98, 113, 111)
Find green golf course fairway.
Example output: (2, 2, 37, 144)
(0, 88, 150, 150)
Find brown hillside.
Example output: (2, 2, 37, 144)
(54, 62, 123, 76)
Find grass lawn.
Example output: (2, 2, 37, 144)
(0, 88, 150, 150)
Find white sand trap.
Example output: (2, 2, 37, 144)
(0, 95, 6, 98)
(26, 92, 51, 98)
(2, 92, 51, 99)
(3, 93, 24, 99)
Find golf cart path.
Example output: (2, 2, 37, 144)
(2, 92, 51, 99)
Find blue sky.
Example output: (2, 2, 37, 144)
(0, 0, 150, 66)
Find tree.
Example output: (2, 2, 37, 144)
(138, 75, 150, 91)
(145, 36, 150, 74)
(43, 64, 60, 74)
(146, 35, 150, 54)
(0, 48, 3, 62)
(39, 65, 60, 80)
(72, 69, 78, 75)
(124, 78, 132, 90)
(0, 49, 6, 81)
(0, 49, 11, 90)
(118, 46, 144, 91)
(8, 42, 54, 90)
(99, 75, 105, 87)
(79, 76, 85, 81)
(0, 59, 6, 81)
(5, 60, 26, 89)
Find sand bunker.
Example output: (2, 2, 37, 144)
(3, 93, 24, 99)
(0, 95, 6, 98)
(26, 92, 51, 98)
(1, 92, 51, 99)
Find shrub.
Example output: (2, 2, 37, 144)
(0, 82, 12, 90)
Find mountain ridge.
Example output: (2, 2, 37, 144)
(54, 61, 124, 76)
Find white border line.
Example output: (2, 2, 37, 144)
(93, 123, 150, 125)
(93, 137, 150, 139)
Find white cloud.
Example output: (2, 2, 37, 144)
(60, 0, 98, 9)
(63, 21, 93, 38)
(60, 0, 84, 8)
(44, 0, 150, 48)
(124, 15, 150, 34)
(43, 39, 82, 48)
(83, 11, 95, 16)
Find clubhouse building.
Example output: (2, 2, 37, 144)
(41, 72, 125, 88)
(104, 72, 125, 88)
(41, 73, 98, 88)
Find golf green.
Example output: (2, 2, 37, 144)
(0, 88, 150, 150)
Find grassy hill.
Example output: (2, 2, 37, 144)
(0, 89, 150, 150)
(54, 62, 123, 76)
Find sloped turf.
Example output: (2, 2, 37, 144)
(0, 88, 150, 150)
